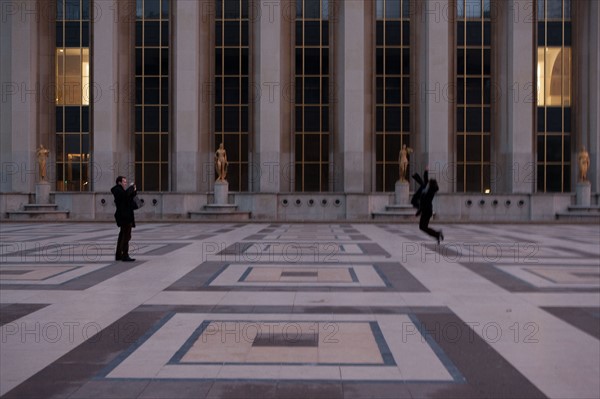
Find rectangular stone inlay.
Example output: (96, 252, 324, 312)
(252, 332, 319, 347)
(280, 271, 318, 278)
(179, 321, 385, 365)
(0, 270, 30, 276)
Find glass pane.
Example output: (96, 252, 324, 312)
(144, 77, 160, 104)
(223, 21, 240, 46)
(144, 48, 160, 75)
(546, 0, 562, 18)
(304, 107, 321, 132)
(304, 0, 320, 18)
(385, 107, 401, 131)
(64, 22, 80, 47)
(465, 21, 482, 45)
(546, 133, 562, 160)
(224, 0, 240, 18)
(304, 134, 321, 162)
(304, 21, 321, 45)
(465, 0, 482, 18)
(385, 77, 401, 104)
(64, 106, 80, 132)
(385, 48, 401, 75)
(386, 0, 401, 18)
(144, 106, 160, 132)
(385, 21, 402, 46)
(465, 49, 482, 75)
(564, 0, 571, 19)
(465, 107, 482, 132)
(223, 106, 240, 132)
(162, 0, 169, 18)
(144, 21, 160, 46)
(144, 134, 160, 162)
(466, 135, 482, 162)
(145, 0, 161, 18)
(457, 0, 464, 17)
(465, 164, 482, 192)
(144, 164, 160, 191)
(223, 48, 240, 74)
(65, 0, 80, 20)
(304, 48, 320, 75)
(376, 0, 384, 19)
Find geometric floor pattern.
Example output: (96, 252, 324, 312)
(1, 222, 598, 398)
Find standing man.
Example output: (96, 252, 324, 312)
(111, 176, 137, 261)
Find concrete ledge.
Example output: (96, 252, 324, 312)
(1, 192, 598, 222)
(188, 211, 251, 221)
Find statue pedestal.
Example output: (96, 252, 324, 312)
(35, 182, 51, 204)
(214, 181, 229, 204)
(395, 181, 409, 205)
(576, 181, 591, 206)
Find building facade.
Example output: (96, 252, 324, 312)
(1, 0, 598, 221)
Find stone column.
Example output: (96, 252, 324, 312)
(92, 0, 134, 190)
(414, 0, 452, 192)
(334, 0, 368, 192)
(173, 0, 201, 191)
(0, 1, 11, 192)
(574, 0, 599, 193)
(2, 0, 42, 192)
(495, 0, 535, 193)
(250, 0, 284, 193)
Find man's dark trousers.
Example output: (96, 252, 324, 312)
(116, 223, 132, 260)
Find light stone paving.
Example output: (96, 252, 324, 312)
(0, 222, 598, 398)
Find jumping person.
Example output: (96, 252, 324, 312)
(412, 169, 444, 244)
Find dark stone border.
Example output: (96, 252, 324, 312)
(3, 305, 546, 399)
(540, 307, 600, 339)
(165, 261, 428, 293)
(0, 303, 49, 327)
(460, 262, 600, 293)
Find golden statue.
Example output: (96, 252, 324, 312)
(578, 146, 590, 182)
(36, 144, 50, 181)
(399, 144, 413, 182)
(215, 143, 228, 181)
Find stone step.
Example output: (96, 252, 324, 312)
(203, 204, 240, 213)
(188, 211, 251, 221)
(555, 212, 600, 222)
(23, 204, 59, 211)
(384, 206, 415, 215)
(7, 210, 70, 220)
(567, 206, 600, 213)
(372, 211, 418, 221)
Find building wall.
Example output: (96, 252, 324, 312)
(1, 0, 598, 221)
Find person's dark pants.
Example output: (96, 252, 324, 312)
(115, 223, 132, 260)
(419, 211, 441, 240)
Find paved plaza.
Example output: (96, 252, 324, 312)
(0, 222, 599, 398)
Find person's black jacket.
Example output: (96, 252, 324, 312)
(418, 179, 439, 215)
(111, 184, 136, 227)
(411, 170, 429, 209)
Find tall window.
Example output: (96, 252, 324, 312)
(56, 0, 91, 191)
(215, 0, 249, 192)
(375, 0, 411, 192)
(456, 0, 491, 192)
(135, 0, 170, 191)
(536, 0, 571, 192)
(295, 0, 330, 192)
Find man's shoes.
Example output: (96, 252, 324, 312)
(122, 256, 136, 262)
(438, 230, 444, 244)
